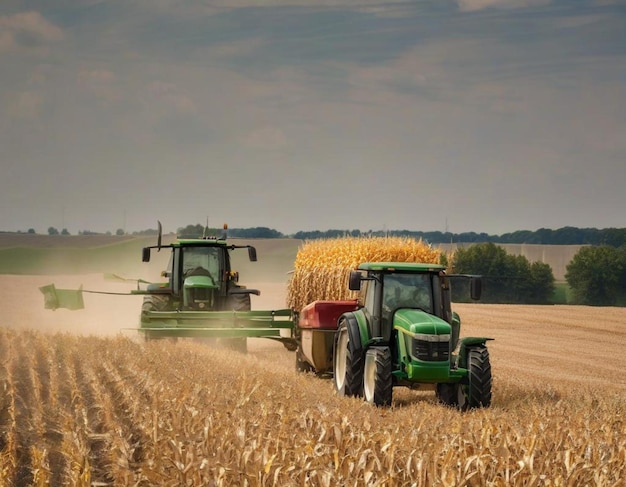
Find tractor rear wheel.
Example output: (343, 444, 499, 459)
(333, 319, 364, 397)
(459, 346, 492, 410)
(142, 294, 172, 312)
(363, 347, 392, 407)
(223, 293, 250, 354)
(142, 295, 174, 342)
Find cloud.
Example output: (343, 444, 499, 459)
(78, 69, 121, 103)
(241, 125, 288, 149)
(7, 90, 43, 119)
(457, 0, 551, 11)
(147, 81, 197, 114)
(129, 0, 417, 15)
(0, 11, 63, 54)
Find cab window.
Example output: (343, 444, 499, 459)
(383, 273, 433, 313)
(182, 247, 221, 278)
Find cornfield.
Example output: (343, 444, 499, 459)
(287, 237, 442, 311)
(1, 272, 626, 486)
(0, 306, 625, 487)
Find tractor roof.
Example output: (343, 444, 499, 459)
(358, 262, 446, 273)
(174, 238, 228, 247)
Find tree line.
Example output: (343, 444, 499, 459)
(450, 242, 626, 307)
(293, 226, 626, 247)
(449, 243, 556, 304)
(7, 223, 626, 306)
(9, 224, 626, 247)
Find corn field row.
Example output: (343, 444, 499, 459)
(0, 324, 624, 486)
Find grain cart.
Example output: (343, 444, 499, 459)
(294, 262, 492, 409)
(40, 224, 296, 352)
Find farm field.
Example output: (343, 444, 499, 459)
(0, 274, 624, 485)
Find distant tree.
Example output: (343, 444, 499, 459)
(553, 226, 583, 245)
(452, 242, 555, 304)
(603, 228, 626, 247)
(61, 228, 70, 235)
(619, 246, 626, 304)
(131, 228, 159, 236)
(228, 227, 283, 238)
(115, 228, 125, 236)
(48, 227, 59, 235)
(293, 230, 325, 240)
(527, 261, 556, 304)
(27, 228, 36, 234)
(178, 224, 212, 238)
(565, 245, 624, 306)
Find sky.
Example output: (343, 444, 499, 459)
(1, 0, 625, 236)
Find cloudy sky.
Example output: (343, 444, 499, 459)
(1, 0, 625, 235)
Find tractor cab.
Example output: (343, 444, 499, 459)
(167, 242, 226, 310)
(351, 263, 451, 339)
(141, 228, 259, 312)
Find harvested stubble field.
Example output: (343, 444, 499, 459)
(0, 274, 625, 486)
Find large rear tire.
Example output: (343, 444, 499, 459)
(458, 346, 492, 410)
(333, 319, 364, 397)
(142, 295, 174, 342)
(363, 347, 393, 407)
(142, 294, 172, 312)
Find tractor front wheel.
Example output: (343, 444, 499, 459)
(363, 347, 392, 407)
(458, 346, 492, 410)
(333, 320, 364, 397)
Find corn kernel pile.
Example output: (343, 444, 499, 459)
(287, 236, 441, 311)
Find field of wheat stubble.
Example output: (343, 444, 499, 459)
(0, 274, 624, 486)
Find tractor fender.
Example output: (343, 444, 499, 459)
(457, 337, 493, 368)
(341, 312, 365, 354)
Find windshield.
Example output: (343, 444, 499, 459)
(182, 247, 221, 279)
(383, 273, 433, 314)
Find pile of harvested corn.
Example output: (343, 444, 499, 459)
(287, 236, 441, 311)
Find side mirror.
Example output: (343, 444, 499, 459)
(470, 277, 482, 300)
(348, 270, 362, 291)
(248, 247, 257, 262)
(142, 247, 151, 262)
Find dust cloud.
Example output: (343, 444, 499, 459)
(0, 272, 290, 341)
(1, 274, 144, 336)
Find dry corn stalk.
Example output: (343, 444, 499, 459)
(287, 236, 441, 311)
(0, 310, 624, 485)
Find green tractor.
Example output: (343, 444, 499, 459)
(137, 224, 295, 351)
(39, 223, 295, 349)
(295, 262, 492, 409)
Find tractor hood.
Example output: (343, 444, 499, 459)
(392, 308, 451, 337)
